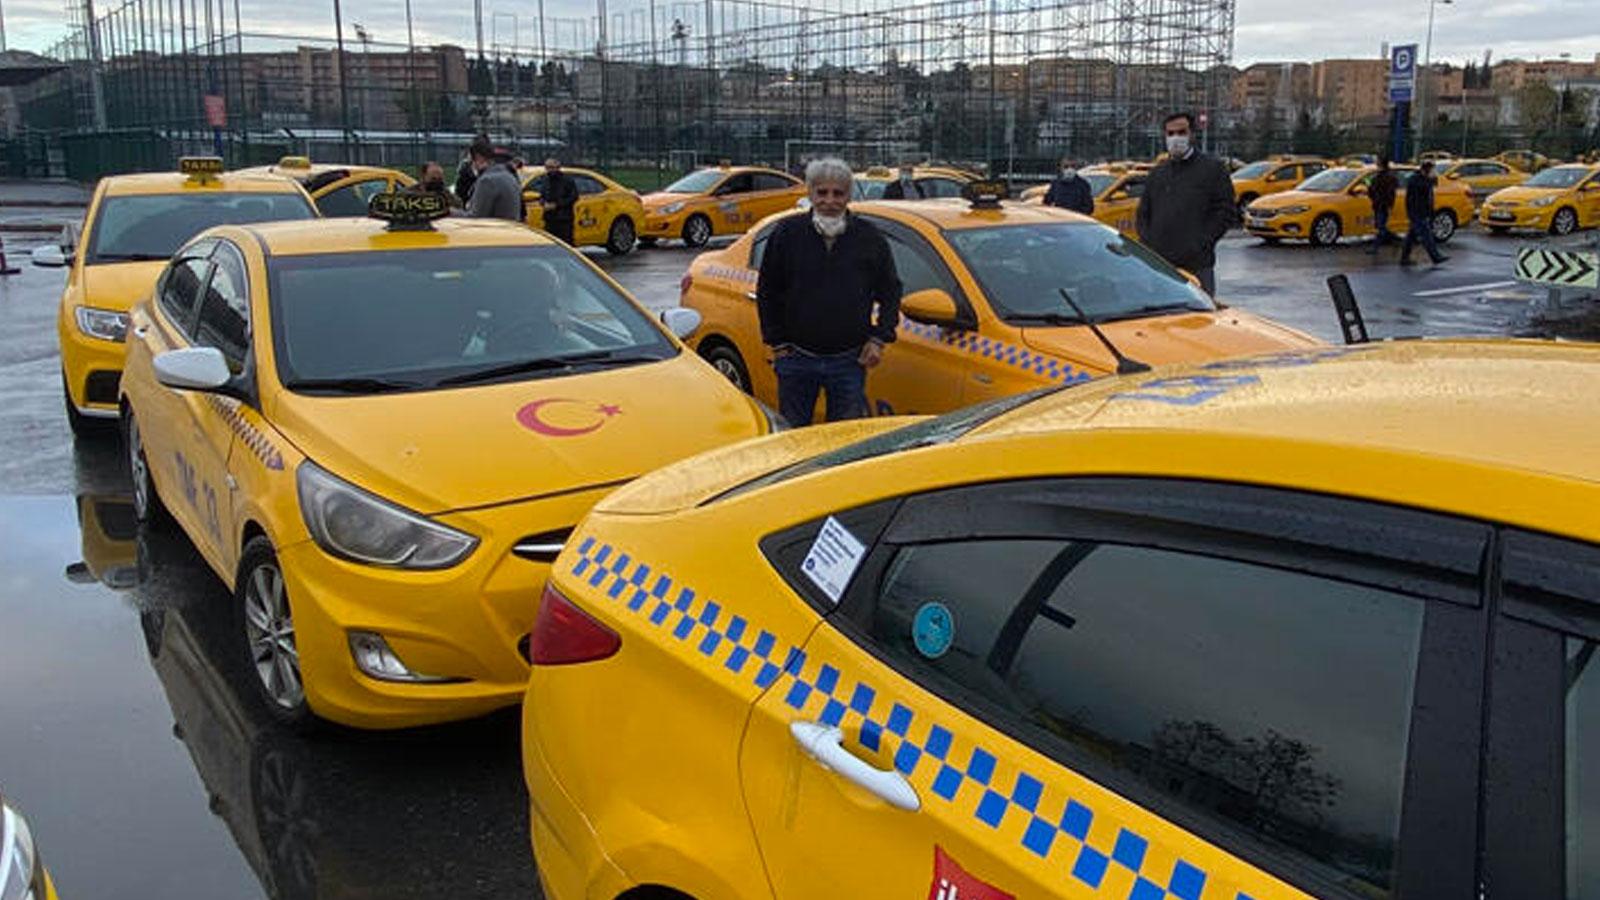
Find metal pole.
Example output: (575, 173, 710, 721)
(1417, 0, 1447, 157)
(404, 0, 418, 140)
(537, 0, 547, 143)
(332, 0, 352, 157)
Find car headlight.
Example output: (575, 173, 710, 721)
(74, 306, 128, 342)
(1530, 196, 1557, 208)
(1, 797, 46, 900)
(1278, 205, 1310, 215)
(659, 201, 686, 215)
(296, 461, 478, 569)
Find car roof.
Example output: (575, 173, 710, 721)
(520, 165, 609, 182)
(224, 216, 561, 256)
(969, 340, 1600, 491)
(709, 165, 796, 180)
(851, 198, 1099, 230)
(100, 172, 307, 196)
(235, 163, 402, 181)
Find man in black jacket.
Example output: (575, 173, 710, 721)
(1400, 161, 1448, 266)
(757, 157, 902, 426)
(1366, 156, 1399, 253)
(539, 158, 580, 245)
(1043, 157, 1094, 215)
(1135, 112, 1238, 296)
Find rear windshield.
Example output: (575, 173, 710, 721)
(87, 192, 315, 264)
(1233, 162, 1272, 179)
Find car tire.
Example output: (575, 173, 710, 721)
(1431, 209, 1458, 243)
(1309, 213, 1341, 247)
(606, 216, 637, 256)
(235, 536, 318, 732)
(1489, 226, 1509, 235)
(682, 214, 712, 248)
(124, 406, 169, 527)
(701, 341, 752, 394)
(1551, 207, 1579, 236)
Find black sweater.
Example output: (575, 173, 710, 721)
(1135, 151, 1239, 271)
(756, 214, 902, 354)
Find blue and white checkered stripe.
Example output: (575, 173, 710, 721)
(899, 319, 1096, 385)
(568, 538, 1274, 900)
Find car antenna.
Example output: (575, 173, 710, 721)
(1058, 288, 1151, 375)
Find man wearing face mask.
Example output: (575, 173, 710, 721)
(756, 157, 902, 427)
(1043, 156, 1094, 215)
(464, 140, 522, 221)
(1135, 112, 1239, 297)
(406, 161, 462, 208)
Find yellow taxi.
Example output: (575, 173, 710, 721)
(640, 165, 806, 248)
(519, 165, 645, 255)
(1, 789, 57, 899)
(682, 191, 1317, 417)
(40, 158, 318, 436)
(116, 193, 776, 730)
(1020, 165, 1150, 237)
(1479, 164, 1600, 236)
(1435, 158, 1528, 203)
(1495, 149, 1552, 173)
(852, 166, 979, 200)
(522, 339, 1600, 900)
(1229, 156, 1330, 211)
(1245, 164, 1476, 245)
(1337, 153, 1377, 167)
(234, 156, 415, 217)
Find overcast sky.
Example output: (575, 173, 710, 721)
(5, 0, 1596, 67)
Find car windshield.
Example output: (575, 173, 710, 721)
(1298, 169, 1362, 192)
(713, 387, 1055, 503)
(945, 223, 1214, 323)
(269, 246, 675, 392)
(857, 179, 890, 199)
(1085, 173, 1117, 196)
(1233, 162, 1272, 179)
(664, 170, 725, 193)
(86, 192, 315, 264)
(1526, 167, 1591, 189)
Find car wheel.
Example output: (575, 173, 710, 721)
(701, 342, 752, 394)
(682, 214, 712, 248)
(236, 536, 317, 731)
(1431, 209, 1457, 243)
(1551, 207, 1579, 236)
(1489, 226, 1509, 235)
(606, 216, 637, 255)
(1310, 213, 1341, 246)
(124, 407, 169, 526)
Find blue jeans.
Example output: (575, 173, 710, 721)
(1400, 216, 1443, 264)
(774, 351, 867, 427)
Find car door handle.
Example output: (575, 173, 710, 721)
(973, 372, 993, 385)
(133, 325, 149, 338)
(790, 720, 920, 811)
(745, 291, 757, 300)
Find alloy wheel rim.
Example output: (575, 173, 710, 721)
(688, 219, 709, 244)
(1315, 218, 1337, 243)
(714, 358, 745, 389)
(129, 417, 150, 517)
(244, 563, 303, 710)
(614, 219, 635, 250)
(1556, 210, 1576, 235)
(1434, 214, 1454, 240)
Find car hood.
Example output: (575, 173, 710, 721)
(642, 192, 697, 211)
(591, 418, 910, 516)
(80, 260, 167, 312)
(1020, 310, 1321, 372)
(270, 354, 766, 515)
(1487, 185, 1568, 204)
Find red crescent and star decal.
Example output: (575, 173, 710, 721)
(516, 398, 624, 437)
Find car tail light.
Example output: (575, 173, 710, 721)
(528, 583, 620, 665)
(679, 272, 693, 300)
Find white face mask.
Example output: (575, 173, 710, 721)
(1060, 168, 1077, 179)
(813, 212, 847, 238)
(1166, 134, 1191, 157)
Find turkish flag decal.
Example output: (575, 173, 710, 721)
(929, 846, 1015, 900)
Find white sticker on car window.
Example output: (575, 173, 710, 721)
(802, 516, 866, 604)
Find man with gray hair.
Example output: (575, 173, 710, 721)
(756, 157, 902, 426)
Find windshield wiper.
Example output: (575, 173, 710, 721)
(1058, 289, 1151, 375)
(1005, 311, 1085, 326)
(92, 252, 171, 262)
(283, 376, 424, 394)
(1096, 302, 1210, 323)
(434, 349, 666, 387)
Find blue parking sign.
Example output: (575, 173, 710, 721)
(1389, 43, 1417, 103)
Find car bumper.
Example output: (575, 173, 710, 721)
(59, 313, 125, 416)
(1480, 208, 1552, 230)
(523, 704, 632, 900)
(1243, 213, 1312, 238)
(641, 214, 681, 237)
(280, 485, 616, 729)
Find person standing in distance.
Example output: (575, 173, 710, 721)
(407, 161, 462, 208)
(756, 157, 902, 427)
(538, 158, 580, 245)
(1135, 112, 1239, 296)
(1399, 160, 1448, 266)
(1043, 156, 1094, 215)
(1366, 156, 1399, 254)
(455, 134, 490, 205)
(464, 141, 522, 222)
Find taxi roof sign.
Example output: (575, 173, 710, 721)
(368, 190, 450, 229)
(277, 155, 312, 169)
(180, 156, 224, 181)
(962, 179, 1008, 209)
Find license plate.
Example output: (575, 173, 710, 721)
(1487, 212, 1514, 222)
(1248, 217, 1269, 228)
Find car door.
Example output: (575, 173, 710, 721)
(858, 217, 973, 416)
(314, 175, 390, 217)
(711, 173, 757, 235)
(1578, 171, 1600, 226)
(571, 173, 610, 245)
(740, 478, 1486, 900)
(751, 172, 805, 223)
(524, 173, 550, 230)
(1102, 175, 1144, 236)
(1479, 528, 1599, 900)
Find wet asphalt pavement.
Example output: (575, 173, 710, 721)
(2, 184, 1599, 899)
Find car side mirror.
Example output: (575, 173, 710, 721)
(31, 245, 69, 267)
(1444, 172, 1461, 180)
(1108, 190, 1129, 201)
(1351, 184, 1369, 196)
(154, 347, 232, 392)
(900, 288, 962, 328)
(660, 307, 702, 339)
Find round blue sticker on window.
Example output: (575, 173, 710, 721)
(912, 601, 955, 660)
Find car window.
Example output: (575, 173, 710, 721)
(316, 179, 388, 217)
(879, 228, 951, 296)
(157, 255, 213, 337)
(664, 169, 725, 193)
(717, 173, 755, 195)
(194, 242, 250, 370)
(1268, 166, 1298, 182)
(917, 178, 966, 198)
(870, 536, 1426, 897)
(1568, 634, 1599, 897)
(85, 192, 315, 264)
(573, 175, 606, 195)
(1121, 176, 1147, 198)
(753, 173, 795, 191)
(525, 174, 549, 194)
(748, 220, 782, 270)
(1304, 162, 1328, 175)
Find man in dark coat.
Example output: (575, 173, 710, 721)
(1135, 112, 1239, 296)
(1366, 156, 1399, 253)
(539, 158, 580, 245)
(757, 157, 902, 426)
(1043, 156, 1094, 215)
(1400, 161, 1448, 266)
(455, 134, 491, 205)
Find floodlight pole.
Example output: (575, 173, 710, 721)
(333, 0, 353, 157)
